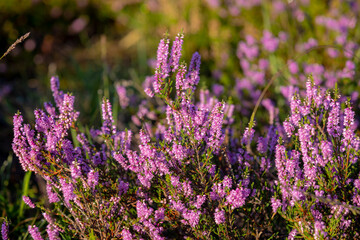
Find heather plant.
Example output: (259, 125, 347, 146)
(272, 80, 360, 239)
(9, 34, 258, 239)
(137, 34, 263, 238)
(3, 1, 360, 239)
(8, 32, 360, 240)
(12, 75, 137, 239)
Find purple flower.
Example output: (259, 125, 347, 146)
(237, 36, 258, 60)
(12, 114, 33, 172)
(281, 86, 298, 102)
(42, 213, 55, 225)
(289, 95, 301, 126)
(265, 125, 278, 153)
(226, 186, 250, 209)
(50, 76, 64, 108)
(327, 101, 341, 138)
(154, 38, 170, 93)
(139, 143, 156, 160)
(257, 137, 268, 154)
(288, 229, 297, 240)
(121, 229, 133, 240)
(207, 164, 216, 177)
(44, 102, 56, 116)
(283, 120, 294, 138)
(169, 33, 184, 72)
(70, 162, 82, 179)
(143, 220, 164, 239)
(327, 48, 339, 58)
(34, 109, 53, 133)
(118, 179, 129, 196)
(259, 157, 270, 172)
(175, 64, 187, 93)
(206, 0, 220, 8)
(222, 176, 232, 189)
(1, 221, 9, 240)
(303, 38, 318, 51)
(314, 221, 327, 240)
(154, 208, 165, 222)
(137, 170, 153, 188)
(182, 210, 200, 228)
(113, 152, 128, 170)
(320, 140, 333, 166)
(214, 208, 225, 224)
(185, 52, 201, 90)
(115, 84, 129, 109)
(212, 84, 224, 96)
(298, 126, 317, 184)
(101, 98, 116, 135)
(170, 198, 185, 213)
(170, 175, 180, 188)
(59, 178, 76, 205)
(126, 150, 141, 172)
(28, 225, 44, 240)
(145, 87, 154, 98)
(59, 94, 78, 124)
(208, 102, 225, 153)
(193, 195, 206, 209)
(258, 58, 269, 69)
(46, 224, 60, 240)
(344, 106, 355, 128)
(261, 30, 279, 52)
(274, 145, 289, 197)
(92, 152, 104, 166)
(210, 183, 225, 201)
(240, 59, 250, 71)
(114, 130, 132, 151)
(172, 143, 187, 161)
(156, 38, 170, 74)
(342, 106, 356, 147)
(87, 170, 99, 190)
(182, 181, 193, 198)
(23, 196, 36, 208)
(139, 129, 151, 144)
(271, 197, 282, 213)
(136, 201, 153, 222)
(46, 183, 59, 203)
(286, 150, 300, 180)
(241, 124, 255, 145)
(288, 60, 298, 74)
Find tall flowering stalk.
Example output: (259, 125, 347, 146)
(1, 220, 9, 240)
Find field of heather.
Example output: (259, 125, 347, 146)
(1, 1, 360, 239)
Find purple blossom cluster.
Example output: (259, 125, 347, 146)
(273, 79, 360, 238)
(23, 196, 36, 208)
(28, 225, 43, 240)
(9, 34, 256, 239)
(9, 33, 360, 239)
(1, 220, 8, 240)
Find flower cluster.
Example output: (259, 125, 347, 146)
(273, 79, 360, 239)
(1, 220, 9, 240)
(10, 34, 255, 239)
(8, 33, 360, 239)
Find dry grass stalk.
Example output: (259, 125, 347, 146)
(0, 32, 30, 61)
